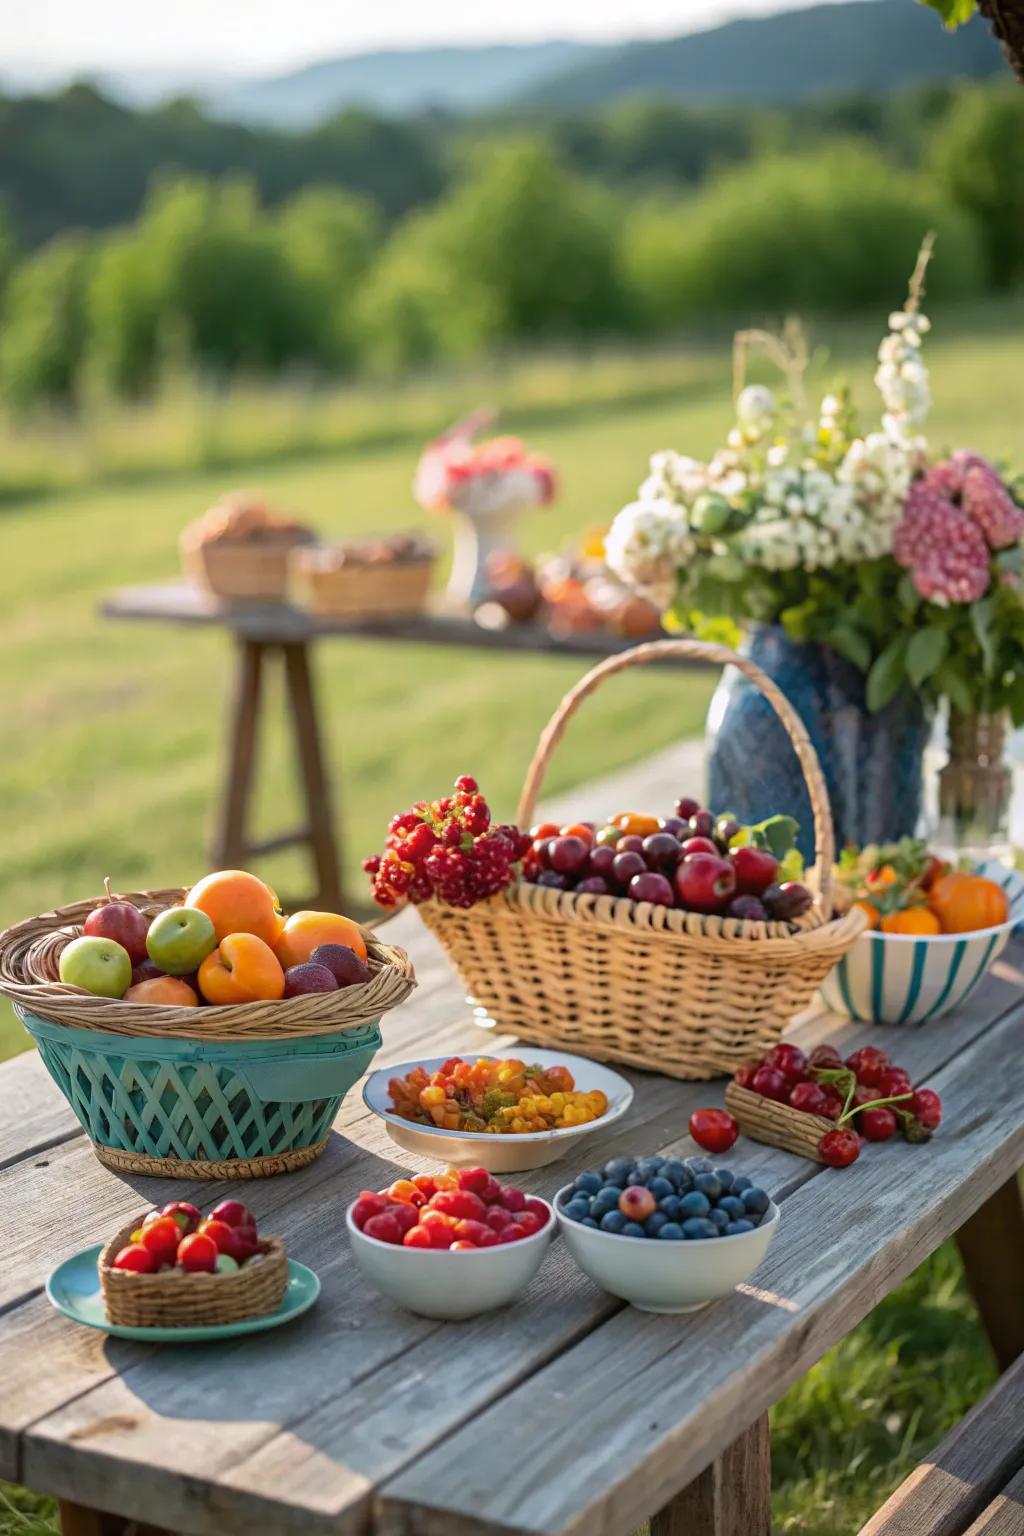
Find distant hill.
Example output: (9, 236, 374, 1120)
(522, 0, 1001, 109)
(208, 42, 598, 128)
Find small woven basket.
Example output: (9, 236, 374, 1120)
(724, 1080, 833, 1163)
(292, 550, 434, 619)
(99, 1218, 288, 1327)
(417, 638, 866, 1080)
(183, 533, 312, 603)
(0, 889, 416, 1177)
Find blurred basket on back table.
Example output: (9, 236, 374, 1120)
(417, 639, 866, 1080)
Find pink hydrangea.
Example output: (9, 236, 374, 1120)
(961, 464, 1024, 549)
(893, 483, 991, 604)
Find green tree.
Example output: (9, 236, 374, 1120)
(275, 187, 378, 370)
(0, 234, 92, 407)
(931, 85, 1024, 286)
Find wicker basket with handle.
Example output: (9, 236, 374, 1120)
(417, 638, 867, 1080)
(99, 1217, 288, 1327)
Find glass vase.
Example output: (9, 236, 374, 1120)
(936, 708, 1012, 858)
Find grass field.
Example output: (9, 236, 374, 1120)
(2, 301, 1021, 1533)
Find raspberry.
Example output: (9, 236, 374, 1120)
(961, 464, 1024, 550)
(454, 775, 479, 792)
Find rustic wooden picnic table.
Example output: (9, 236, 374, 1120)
(99, 581, 710, 913)
(2, 749, 1024, 1536)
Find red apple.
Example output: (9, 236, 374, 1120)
(731, 845, 780, 896)
(680, 836, 718, 858)
(84, 880, 150, 963)
(674, 853, 736, 914)
(177, 1233, 218, 1273)
(210, 1198, 256, 1231)
(160, 1200, 201, 1234)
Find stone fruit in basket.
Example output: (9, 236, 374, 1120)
(275, 910, 368, 967)
(198, 932, 285, 1004)
(185, 868, 284, 947)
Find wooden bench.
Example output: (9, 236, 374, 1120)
(859, 1350, 1024, 1536)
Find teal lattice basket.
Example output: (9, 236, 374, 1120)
(18, 1009, 382, 1179)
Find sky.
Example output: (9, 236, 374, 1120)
(2, 0, 839, 76)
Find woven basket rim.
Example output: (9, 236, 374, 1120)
(418, 882, 868, 954)
(99, 1218, 286, 1286)
(0, 887, 416, 1040)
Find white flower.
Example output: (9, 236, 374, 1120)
(604, 499, 696, 606)
(736, 385, 777, 437)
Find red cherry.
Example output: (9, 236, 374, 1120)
(456, 1167, 492, 1196)
(485, 1206, 515, 1232)
(818, 1089, 844, 1121)
(788, 1081, 830, 1116)
(362, 1212, 405, 1245)
(680, 836, 719, 858)
(876, 1067, 913, 1101)
(689, 1107, 739, 1153)
(845, 1046, 890, 1087)
(452, 1218, 494, 1246)
(731, 845, 780, 896)
(808, 1043, 844, 1071)
(860, 1107, 898, 1142)
(177, 1233, 219, 1272)
(112, 1243, 157, 1274)
(500, 1186, 527, 1213)
(514, 1211, 543, 1237)
(497, 1224, 527, 1243)
(765, 1042, 808, 1082)
(524, 1197, 550, 1226)
(428, 1189, 486, 1222)
(911, 1088, 942, 1129)
(733, 1064, 758, 1090)
(403, 1225, 434, 1248)
(819, 1128, 861, 1167)
(750, 1065, 789, 1103)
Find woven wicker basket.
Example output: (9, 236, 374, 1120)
(99, 1217, 288, 1327)
(417, 638, 867, 1080)
(183, 533, 312, 603)
(0, 889, 416, 1177)
(292, 550, 434, 619)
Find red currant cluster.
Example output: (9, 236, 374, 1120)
(364, 775, 532, 910)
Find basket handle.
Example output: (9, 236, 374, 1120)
(515, 638, 834, 906)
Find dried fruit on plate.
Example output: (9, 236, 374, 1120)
(387, 1055, 608, 1134)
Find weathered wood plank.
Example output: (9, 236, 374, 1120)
(650, 1415, 771, 1536)
(0, 1046, 81, 1170)
(962, 1467, 1024, 1536)
(18, 952, 1023, 1536)
(376, 997, 1024, 1536)
(955, 1174, 1024, 1371)
(858, 1350, 1024, 1536)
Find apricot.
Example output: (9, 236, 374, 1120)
(124, 976, 200, 1006)
(199, 933, 285, 1005)
(184, 869, 282, 946)
(274, 910, 367, 969)
(880, 908, 941, 936)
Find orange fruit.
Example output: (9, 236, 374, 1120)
(928, 872, 1009, 934)
(274, 910, 368, 969)
(184, 870, 282, 947)
(880, 908, 941, 936)
(198, 933, 285, 1004)
(611, 812, 661, 838)
(124, 976, 199, 1006)
(852, 899, 881, 930)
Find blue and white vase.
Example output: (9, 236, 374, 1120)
(707, 625, 930, 864)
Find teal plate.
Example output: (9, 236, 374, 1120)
(46, 1247, 321, 1343)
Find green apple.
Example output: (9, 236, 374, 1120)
(146, 907, 216, 975)
(214, 1253, 240, 1274)
(59, 935, 132, 998)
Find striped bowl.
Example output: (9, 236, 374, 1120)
(819, 861, 1024, 1026)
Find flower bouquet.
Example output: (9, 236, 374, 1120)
(414, 411, 556, 606)
(605, 237, 1024, 855)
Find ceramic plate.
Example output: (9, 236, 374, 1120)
(46, 1247, 320, 1342)
(362, 1048, 634, 1171)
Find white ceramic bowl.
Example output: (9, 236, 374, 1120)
(346, 1197, 555, 1319)
(362, 1050, 634, 1172)
(554, 1184, 780, 1314)
(819, 860, 1024, 1025)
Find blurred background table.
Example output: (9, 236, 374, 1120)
(101, 581, 716, 913)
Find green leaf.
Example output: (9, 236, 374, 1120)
(743, 814, 800, 859)
(934, 661, 975, 715)
(905, 626, 949, 687)
(918, 0, 976, 26)
(971, 597, 999, 677)
(1007, 674, 1024, 729)
(828, 626, 872, 673)
(866, 636, 908, 712)
(897, 572, 922, 615)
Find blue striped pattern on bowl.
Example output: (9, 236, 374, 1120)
(819, 860, 1024, 1026)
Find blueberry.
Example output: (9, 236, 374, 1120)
(635, 1158, 663, 1183)
(682, 1217, 718, 1240)
(708, 1207, 730, 1231)
(621, 1221, 646, 1239)
(742, 1187, 771, 1216)
(648, 1177, 675, 1200)
(600, 1210, 628, 1234)
(658, 1195, 682, 1221)
(581, 1216, 600, 1229)
(719, 1195, 746, 1220)
(725, 1218, 754, 1235)
(591, 1192, 620, 1221)
(565, 1198, 591, 1222)
(575, 1171, 603, 1196)
(658, 1222, 685, 1241)
(713, 1168, 735, 1191)
(661, 1159, 689, 1187)
(694, 1172, 723, 1202)
(685, 1156, 713, 1174)
(604, 1157, 634, 1185)
(645, 1211, 669, 1237)
(679, 1190, 711, 1219)
(598, 1183, 625, 1206)
(731, 1175, 753, 1195)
